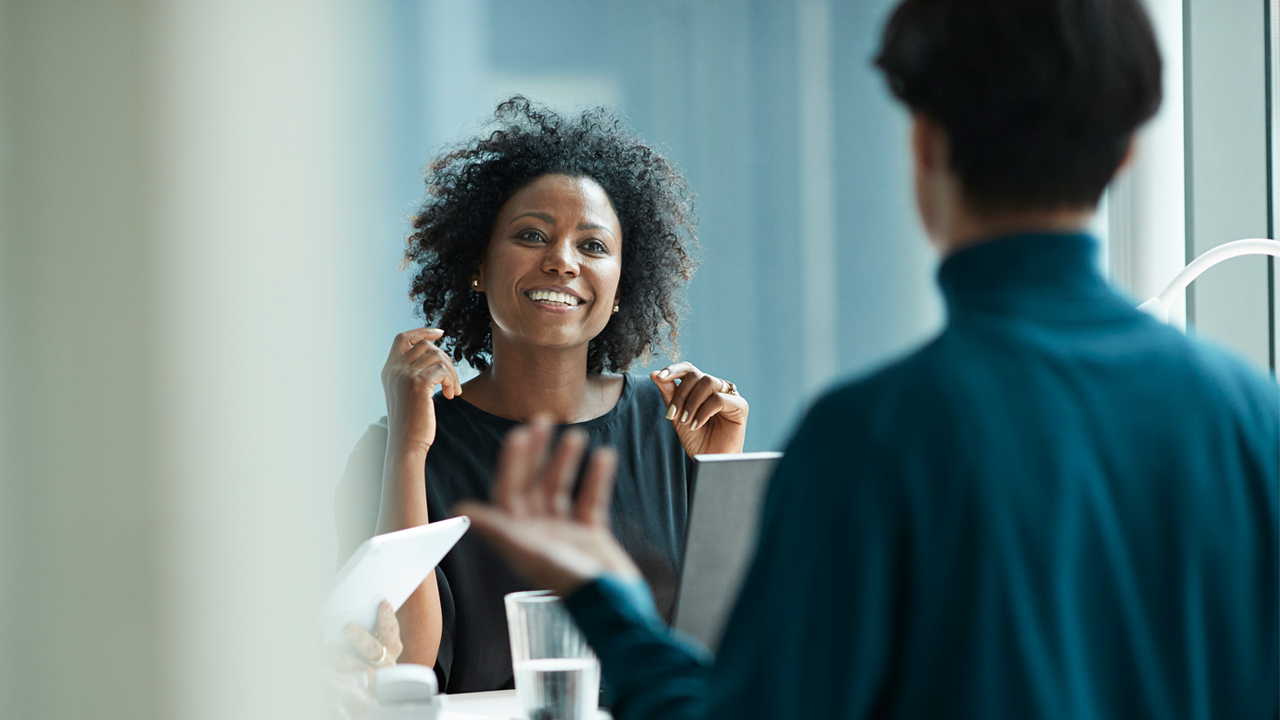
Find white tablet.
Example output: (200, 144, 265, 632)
(319, 516, 470, 645)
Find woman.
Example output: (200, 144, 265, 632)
(334, 97, 748, 693)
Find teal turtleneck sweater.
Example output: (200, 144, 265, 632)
(566, 232, 1279, 719)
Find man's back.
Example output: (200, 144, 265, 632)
(708, 233, 1278, 718)
(461, 2, 1280, 714)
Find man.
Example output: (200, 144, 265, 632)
(457, 0, 1280, 717)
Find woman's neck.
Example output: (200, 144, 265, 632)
(462, 340, 621, 424)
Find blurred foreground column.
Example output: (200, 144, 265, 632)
(0, 1, 369, 718)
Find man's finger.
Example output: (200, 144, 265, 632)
(521, 419, 554, 513)
(455, 503, 525, 560)
(575, 446, 617, 528)
(492, 426, 532, 515)
(455, 502, 504, 536)
(544, 430, 588, 518)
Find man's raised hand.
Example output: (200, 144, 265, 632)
(455, 419, 641, 596)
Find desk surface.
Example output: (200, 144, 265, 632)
(440, 689, 611, 720)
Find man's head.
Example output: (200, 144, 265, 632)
(876, 0, 1162, 248)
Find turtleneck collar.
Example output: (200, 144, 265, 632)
(937, 231, 1132, 322)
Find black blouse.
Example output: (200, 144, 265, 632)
(334, 373, 693, 692)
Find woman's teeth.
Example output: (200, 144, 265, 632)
(526, 290, 581, 306)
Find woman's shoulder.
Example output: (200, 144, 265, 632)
(617, 371, 668, 419)
(600, 373, 683, 459)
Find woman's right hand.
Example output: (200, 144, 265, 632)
(381, 328, 462, 455)
(377, 331, 452, 665)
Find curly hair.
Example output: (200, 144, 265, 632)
(404, 96, 698, 374)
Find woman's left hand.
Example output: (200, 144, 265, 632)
(651, 362, 748, 456)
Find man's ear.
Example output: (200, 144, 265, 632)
(1115, 135, 1138, 174)
(911, 112, 945, 175)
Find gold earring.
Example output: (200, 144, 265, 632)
(612, 304, 620, 314)
(471, 278, 479, 289)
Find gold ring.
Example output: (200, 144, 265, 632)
(722, 380, 737, 395)
(370, 644, 387, 666)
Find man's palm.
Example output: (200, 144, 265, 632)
(455, 421, 641, 596)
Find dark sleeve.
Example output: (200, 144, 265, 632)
(567, 393, 903, 720)
(565, 575, 713, 720)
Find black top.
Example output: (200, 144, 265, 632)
(335, 373, 693, 693)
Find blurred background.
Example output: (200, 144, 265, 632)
(1, 0, 1274, 718)
(351, 0, 940, 457)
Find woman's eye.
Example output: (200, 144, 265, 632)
(517, 230, 545, 243)
(582, 240, 609, 254)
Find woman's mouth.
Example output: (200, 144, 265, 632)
(524, 290, 583, 307)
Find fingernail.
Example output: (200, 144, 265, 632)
(690, 419, 699, 431)
(680, 410, 689, 423)
(659, 369, 670, 379)
(345, 625, 358, 637)
(666, 404, 677, 420)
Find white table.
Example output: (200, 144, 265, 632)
(440, 689, 611, 720)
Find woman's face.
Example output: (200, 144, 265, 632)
(476, 173, 623, 356)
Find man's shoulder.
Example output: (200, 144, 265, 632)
(804, 338, 948, 424)
(1130, 315, 1279, 423)
(774, 342, 948, 470)
(1177, 335, 1280, 429)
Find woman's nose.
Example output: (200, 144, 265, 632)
(541, 239, 579, 276)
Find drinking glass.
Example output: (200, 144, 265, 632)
(504, 590, 601, 720)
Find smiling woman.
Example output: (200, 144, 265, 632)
(406, 96, 695, 375)
(333, 97, 749, 694)
(475, 174, 624, 364)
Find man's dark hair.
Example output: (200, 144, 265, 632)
(876, 0, 1162, 213)
(404, 96, 697, 374)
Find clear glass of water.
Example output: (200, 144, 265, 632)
(504, 590, 601, 720)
